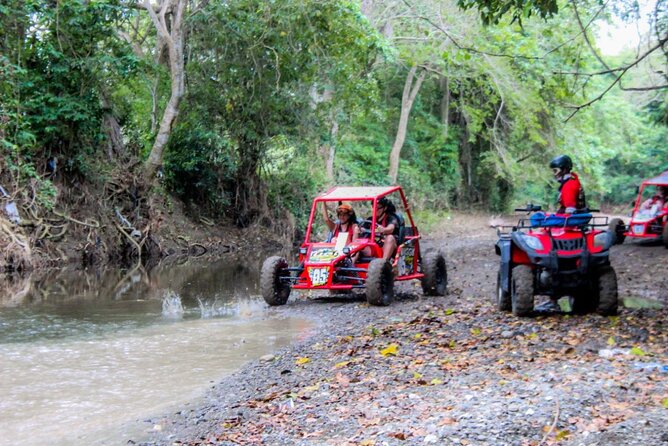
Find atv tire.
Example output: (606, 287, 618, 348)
(608, 218, 626, 245)
(495, 270, 512, 312)
(261, 256, 291, 306)
(663, 222, 668, 249)
(366, 259, 394, 306)
(595, 266, 618, 316)
(421, 250, 447, 296)
(571, 288, 596, 315)
(511, 265, 534, 317)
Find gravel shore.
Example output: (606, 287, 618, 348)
(138, 215, 668, 446)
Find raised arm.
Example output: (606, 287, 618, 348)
(321, 202, 336, 231)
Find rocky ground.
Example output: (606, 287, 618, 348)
(139, 214, 668, 446)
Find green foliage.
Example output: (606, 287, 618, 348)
(457, 0, 559, 25)
(1, 0, 666, 228)
(164, 124, 236, 214)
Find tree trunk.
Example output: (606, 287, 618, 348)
(388, 66, 426, 183)
(324, 111, 339, 181)
(143, 0, 187, 179)
(100, 93, 125, 160)
(440, 75, 450, 138)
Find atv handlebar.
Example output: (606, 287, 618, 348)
(514, 204, 542, 213)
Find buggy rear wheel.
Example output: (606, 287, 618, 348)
(595, 266, 618, 316)
(260, 256, 291, 306)
(496, 270, 511, 312)
(366, 259, 394, 306)
(511, 265, 534, 317)
(421, 250, 447, 296)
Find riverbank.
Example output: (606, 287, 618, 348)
(138, 214, 668, 446)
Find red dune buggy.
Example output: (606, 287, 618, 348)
(494, 205, 618, 317)
(261, 186, 447, 306)
(609, 170, 668, 248)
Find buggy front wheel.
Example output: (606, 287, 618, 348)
(366, 259, 394, 306)
(511, 265, 534, 317)
(260, 256, 291, 306)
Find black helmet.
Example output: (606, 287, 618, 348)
(549, 155, 573, 172)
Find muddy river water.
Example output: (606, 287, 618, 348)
(0, 258, 312, 445)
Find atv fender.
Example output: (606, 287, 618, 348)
(496, 236, 512, 295)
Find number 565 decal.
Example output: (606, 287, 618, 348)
(308, 267, 330, 286)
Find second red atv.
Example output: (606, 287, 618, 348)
(495, 204, 618, 317)
(260, 186, 447, 306)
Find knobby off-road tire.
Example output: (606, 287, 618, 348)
(495, 270, 512, 312)
(608, 218, 626, 245)
(421, 250, 447, 296)
(511, 265, 534, 317)
(261, 256, 291, 306)
(366, 259, 394, 306)
(663, 222, 668, 249)
(571, 287, 596, 315)
(595, 266, 618, 316)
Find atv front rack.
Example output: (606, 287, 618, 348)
(494, 215, 610, 236)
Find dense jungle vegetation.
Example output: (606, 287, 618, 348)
(0, 0, 666, 252)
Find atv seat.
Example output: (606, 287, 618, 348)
(530, 212, 592, 228)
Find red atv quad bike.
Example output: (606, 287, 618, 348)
(260, 186, 447, 306)
(495, 204, 618, 317)
(608, 170, 668, 248)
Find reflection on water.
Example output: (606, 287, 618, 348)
(0, 257, 312, 446)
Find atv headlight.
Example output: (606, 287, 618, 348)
(594, 232, 611, 249)
(521, 234, 544, 251)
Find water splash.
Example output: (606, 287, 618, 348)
(196, 294, 266, 319)
(197, 297, 224, 318)
(161, 291, 184, 319)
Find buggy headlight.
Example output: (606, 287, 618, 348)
(299, 247, 308, 255)
(594, 232, 611, 249)
(522, 234, 544, 251)
(342, 247, 351, 255)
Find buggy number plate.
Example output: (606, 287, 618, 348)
(308, 267, 330, 287)
(633, 224, 644, 235)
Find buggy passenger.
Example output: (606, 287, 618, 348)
(322, 202, 359, 244)
(639, 185, 667, 218)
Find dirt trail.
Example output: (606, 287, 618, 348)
(140, 214, 668, 446)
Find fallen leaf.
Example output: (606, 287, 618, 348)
(630, 347, 646, 356)
(380, 343, 399, 356)
(296, 357, 311, 365)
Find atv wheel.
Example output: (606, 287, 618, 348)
(571, 288, 596, 315)
(663, 222, 668, 249)
(511, 265, 534, 317)
(495, 270, 512, 312)
(366, 259, 394, 306)
(260, 256, 291, 306)
(608, 218, 626, 245)
(421, 250, 447, 296)
(595, 266, 618, 316)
